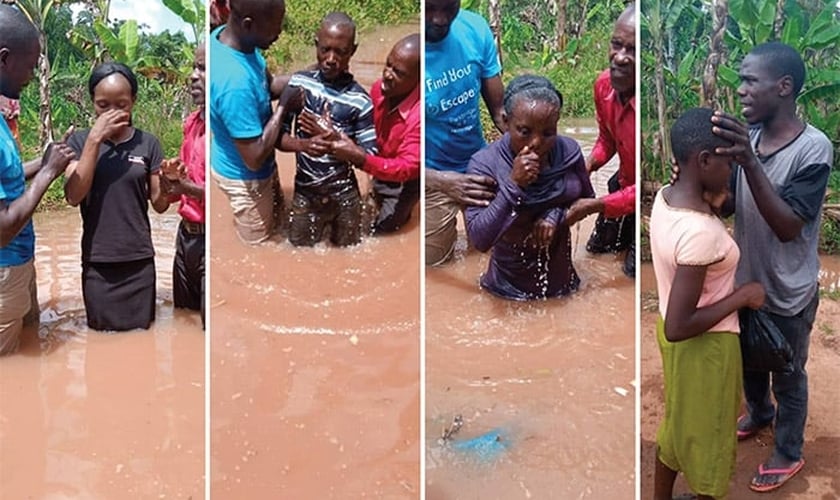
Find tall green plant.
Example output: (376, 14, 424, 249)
(161, 0, 204, 42)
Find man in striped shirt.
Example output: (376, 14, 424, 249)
(280, 12, 377, 247)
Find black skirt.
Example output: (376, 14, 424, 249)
(82, 258, 156, 331)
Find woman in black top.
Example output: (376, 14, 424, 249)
(64, 62, 170, 331)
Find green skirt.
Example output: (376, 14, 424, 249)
(656, 317, 742, 499)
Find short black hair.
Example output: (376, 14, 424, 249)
(88, 62, 138, 98)
(670, 108, 731, 164)
(749, 42, 806, 95)
(503, 74, 563, 115)
(0, 5, 39, 53)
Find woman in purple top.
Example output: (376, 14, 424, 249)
(466, 75, 595, 300)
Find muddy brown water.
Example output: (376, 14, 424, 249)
(209, 24, 421, 499)
(0, 208, 205, 499)
(425, 122, 636, 499)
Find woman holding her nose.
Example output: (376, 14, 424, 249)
(64, 62, 170, 331)
(465, 75, 595, 300)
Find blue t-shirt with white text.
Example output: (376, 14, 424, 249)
(425, 10, 501, 173)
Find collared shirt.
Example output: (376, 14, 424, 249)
(362, 79, 420, 183)
(284, 69, 377, 189)
(178, 109, 205, 223)
(591, 69, 635, 217)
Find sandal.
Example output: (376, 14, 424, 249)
(749, 458, 805, 492)
(736, 413, 772, 441)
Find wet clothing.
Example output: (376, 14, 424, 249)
(211, 170, 283, 244)
(650, 187, 744, 497)
(465, 134, 594, 300)
(209, 25, 275, 181)
(0, 260, 38, 355)
(370, 178, 420, 234)
(590, 69, 635, 217)
(173, 222, 204, 327)
(83, 258, 156, 331)
(284, 69, 377, 189)
(734, 123, 832, 463)
(364, 79, 420, 234)
(425, 188, 462, 266)
(284, 70, 376, 246)
(655, 318, 742, 499)
(425, 9, 501, 173)
(173, 110, 205, 322)
(288, 180, 362, 247)
(67, 128, 162, 331)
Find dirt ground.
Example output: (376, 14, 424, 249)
(639, 263, 840, 500)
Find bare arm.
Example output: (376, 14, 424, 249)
(712, 112, 804, 242)
(426, 168, 497, 207)
(148, 172, 169, 214)
(481, 74, 505, 133)
(664, 264, 765, 342)
(23, 158, 42, 180)
(1, 144, 74, 246)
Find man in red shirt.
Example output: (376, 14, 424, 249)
(323, 33, 420, 234)
(566, 4, 636, 277)
(162, 42, 206, 327)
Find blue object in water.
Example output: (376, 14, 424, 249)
(450, 428, 508, 462)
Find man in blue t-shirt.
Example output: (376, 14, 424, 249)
(210, 0, 301, 244)
(424, 0, 505, 265)
(0, 5, 74, 355)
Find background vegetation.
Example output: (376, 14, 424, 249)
(640, 0, 840, 254)
(263, 0, 419, 71)
(466, 0, 628, 120)
(12, 0, 203, 209)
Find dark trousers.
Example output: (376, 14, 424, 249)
(743, 292, 818, 461)
(173, 220, 205, 328)
(371, 178, 420, 234)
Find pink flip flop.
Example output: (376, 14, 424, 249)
(749, 459, 805, 493)
(736, 414, 771, 441)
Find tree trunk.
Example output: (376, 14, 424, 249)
(773, 0, 785, 38)
(488, 0, 502, 67)
(700, 0, 728, 107)
(576, 0, 589, 38)
(37, 30, 52, 147)
(555, 0, 567, 51)
(654, 33, 670, 180)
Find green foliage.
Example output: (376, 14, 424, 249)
(265, 0, 419, 69)
(162, 0, 205, 42)
(15, 1, 197, 211)
(472, 0, 626, 121)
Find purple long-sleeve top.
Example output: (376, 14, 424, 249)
(466, 133, 595, 300)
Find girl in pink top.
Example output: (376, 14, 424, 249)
(649, 108, 764, 500)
